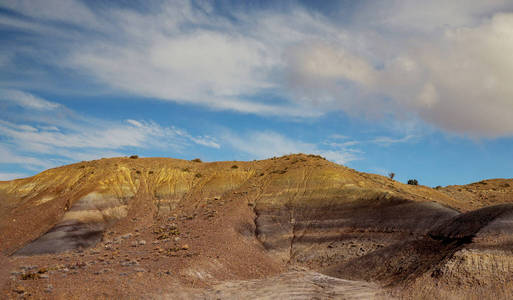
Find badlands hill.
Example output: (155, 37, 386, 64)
(1, 154, 512, 299)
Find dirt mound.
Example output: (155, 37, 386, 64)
(0, 154, 463, 256)
(1, 154, 512, 298)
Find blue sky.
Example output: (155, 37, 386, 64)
(1, 0, 513, 186)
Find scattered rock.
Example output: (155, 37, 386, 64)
(120, 259, 139, 266)
(44, 285, 53, 293)
(133, 267, 147, 273)
(121, 233, 133, 239)
(94, 268, 111, 275)
(138, 240, 146, 246)
(20, 272, 38, 280)
(13, 286, 25, 294)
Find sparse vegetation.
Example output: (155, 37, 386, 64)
(191, 158, 202, 163)
(407, 179, 419, 185)
(195, 173, 202, 178)
(388, 172, 395, 179)
(182, 167, 190, 172)
(231, 165, 239, 169)
(129, 155, 139, 159)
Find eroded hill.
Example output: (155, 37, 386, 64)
(0, 154, 512, 299)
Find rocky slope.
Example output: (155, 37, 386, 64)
(0, 154, 512, 299)
(440, 179, 513, 210)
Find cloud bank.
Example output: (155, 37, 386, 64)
(1, 0, 513, 137)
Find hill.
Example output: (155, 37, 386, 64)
(1, 154, 512, 298)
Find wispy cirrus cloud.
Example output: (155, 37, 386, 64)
(0, 90, 221, 173)
(0, 89, 60, 110)
(2, 1, 513, 137)
(0, 172, 29, 181)
(370, 135, 417, 147)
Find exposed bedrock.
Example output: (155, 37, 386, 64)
(255, 195, 459, 268)
(325, 204, 513, 298)
(173, 270, 387, 299)
(15, 192, 128, 255)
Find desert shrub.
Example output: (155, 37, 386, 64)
(388, 172, 395, 179)
(231, 165, 239, 169)
(407, 179, 418, 185)
(129, 155, 139, 159)
(191, 158, 202, 163)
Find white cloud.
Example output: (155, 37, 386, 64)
(2, 1, 513, 137)
(372, 13, 513, 137)
(0, 91, 223, 171)
(370, 135, 417, 147)
(0, 172, 28, 181)
(188, 136, 220, 149)
(0, 0, 99, 29)
(288, 11, 513, 137)
(356, 0, 511, 34)
(0, 89, 60, 110)
(0, 145, 52, 168)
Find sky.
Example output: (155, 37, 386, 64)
(1, 0, 513, 186)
